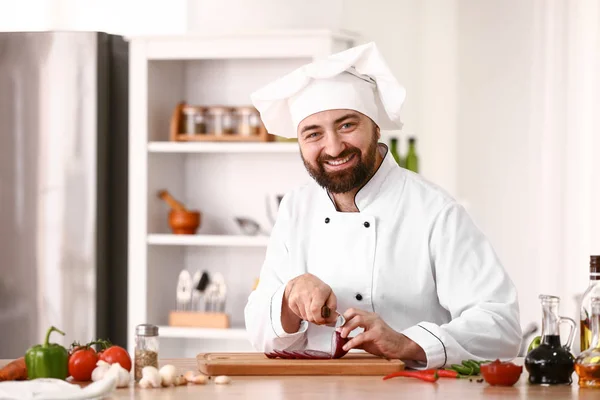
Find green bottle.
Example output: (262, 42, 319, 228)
(405, 137, 419, 173)
(390, 137, 404, 167)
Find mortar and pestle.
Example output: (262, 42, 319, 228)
(157, 190, 201, 234)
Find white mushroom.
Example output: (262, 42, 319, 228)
(140, 366, 161, 388)
(159, 364, 177, 387)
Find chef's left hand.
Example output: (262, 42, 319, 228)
(339, 308, 426, 362)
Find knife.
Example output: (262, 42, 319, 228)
(321, 305, 345, 328)
(176, 270, 193, 311)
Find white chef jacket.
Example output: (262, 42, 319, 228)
(244, 144, 522, 369)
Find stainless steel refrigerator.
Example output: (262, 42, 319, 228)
(0, 32, 129, 358)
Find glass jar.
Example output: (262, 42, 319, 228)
(181, 106, 207, 135)
(208, 106, 236, 135)
(134, 324, 159, 382)
(236, 107, 261, 136)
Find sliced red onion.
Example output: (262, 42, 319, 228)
(330, 330, 349, 359)
(264, 331, 350, 360)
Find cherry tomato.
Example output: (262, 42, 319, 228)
(68, 348, 98, 381)
(99, 346, 132, 372)
(480, 359, 523, 386)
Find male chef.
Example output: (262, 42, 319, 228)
(244, 42, 522, 369)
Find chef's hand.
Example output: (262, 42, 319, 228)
(281, 273, 338, 331)
(339, 308, 426, 362)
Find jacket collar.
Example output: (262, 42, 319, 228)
(323, 143, 401, 212)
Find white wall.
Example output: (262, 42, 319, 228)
(0, 0, 187, 34)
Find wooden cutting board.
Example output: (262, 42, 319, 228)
(196, 352, 405, 376)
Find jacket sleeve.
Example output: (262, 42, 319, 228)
(244, 194, 308, 352)
(400, 201, 522, 369)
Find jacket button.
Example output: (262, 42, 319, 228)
(363, 221, 370, 228)
(355, 293, 363, 301)
(325, 217, 330, 223)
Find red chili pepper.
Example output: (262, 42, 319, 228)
(383, 370, 439, 382)
(421, 369, 460, 378)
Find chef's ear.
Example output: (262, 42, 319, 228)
(373, 121, 381, 139)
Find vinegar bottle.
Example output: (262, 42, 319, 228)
(525, 295, 576, 385)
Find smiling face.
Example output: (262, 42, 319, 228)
(297, 109, 381, 194)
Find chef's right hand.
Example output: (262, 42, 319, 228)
(283, 273, 338, 327)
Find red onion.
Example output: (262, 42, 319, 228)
(265, 330, 349, 360)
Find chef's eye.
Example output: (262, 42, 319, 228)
(340, 122, 355, 130)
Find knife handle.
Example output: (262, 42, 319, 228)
(321, 305, 331, 319)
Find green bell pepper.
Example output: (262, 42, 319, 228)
(25, 326, 69, 380)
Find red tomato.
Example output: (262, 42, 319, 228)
(480, 359, 523, 386)
(98, 346, 132, 372)
(68, 348, 98, 381)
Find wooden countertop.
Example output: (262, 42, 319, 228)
(1, 357, 595, 399)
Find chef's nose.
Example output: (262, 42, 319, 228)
(323, 131, 345, 158)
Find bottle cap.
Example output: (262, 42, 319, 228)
(136, 324, 159, 336)
(408, 137, 416, 144)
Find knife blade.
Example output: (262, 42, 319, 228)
(321, 305, 345, 327)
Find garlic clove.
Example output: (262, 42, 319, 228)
(214, 375, 232, 385)
(174, 375, 188, 386)
(184, 370, 208, 384)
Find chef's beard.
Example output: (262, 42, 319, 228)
(301, 132, 379, 194)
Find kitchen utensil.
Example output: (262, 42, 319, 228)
(321, 305, 345, 328)
(157, 190, 188, 212)
(169, 209, 201, 234)
(192, 271, 210, 311)
(204, 283, 218, 312)
(207, 272, 227, 312)
(196, 353, 405, 376)
(176, 270, 193, 311)
(234, 217, 267, 236)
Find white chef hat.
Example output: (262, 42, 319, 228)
(250, 42, 406, 138)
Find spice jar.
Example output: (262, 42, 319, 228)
(236, 107, 261, 136)
(208, 106, 236, 135)
(181, 106, 207, 135)
(134, 324, 159, 382)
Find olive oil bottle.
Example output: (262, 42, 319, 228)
(580, 256, 600, 352)
(405, 137, 419, 173)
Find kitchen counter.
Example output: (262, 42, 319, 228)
(1, 358, 596, 399)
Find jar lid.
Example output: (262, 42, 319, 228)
(136, 324, 159, 336)
(182, 106, 206, 115)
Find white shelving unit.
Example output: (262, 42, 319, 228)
(127, 30, 357, 357)
(147, 234, 269, 247)
(147, 141, 300, 154)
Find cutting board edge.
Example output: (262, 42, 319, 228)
(195, 352, 405, 376)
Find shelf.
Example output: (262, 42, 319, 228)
(147, 234, 269, 247)
(158, 326, 248, 340)
(147, 141, 299, 154)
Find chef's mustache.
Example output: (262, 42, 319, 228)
(318, 147, 361, 164)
